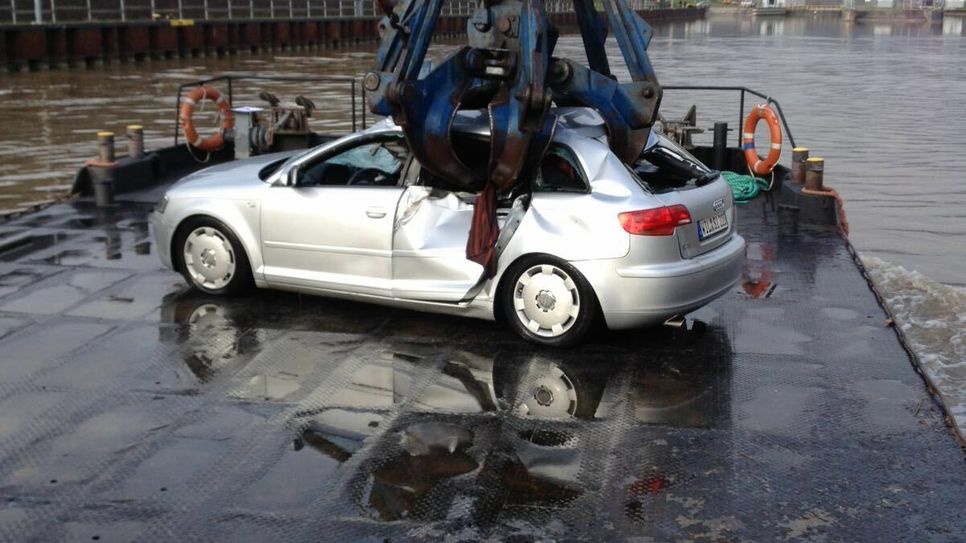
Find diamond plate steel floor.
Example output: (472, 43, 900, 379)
(0, 197, 963, 542)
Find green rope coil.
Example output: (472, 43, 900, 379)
(721, 171, 771, 203)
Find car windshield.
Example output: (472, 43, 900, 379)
(266, 128, 398, 182)
(326, 143, 401, 175)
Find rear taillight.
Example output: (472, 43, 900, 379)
(618, 205, 692, 236)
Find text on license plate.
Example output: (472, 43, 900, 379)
(698, 213, 728, 240)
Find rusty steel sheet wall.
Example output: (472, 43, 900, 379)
(0, 191, 963, 541)
(0, 8, 708, 70)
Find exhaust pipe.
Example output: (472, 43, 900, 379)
(663, 315, 686, 329)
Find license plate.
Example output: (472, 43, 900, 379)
(698, 212, 728, 240)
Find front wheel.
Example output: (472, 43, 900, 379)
(501, 256, 598, 347)
(174, 217, 253, 296)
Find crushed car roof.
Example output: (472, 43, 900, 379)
(375, 107, 613, 141)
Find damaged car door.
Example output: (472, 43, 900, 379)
(260, 135, 410, 297)
(391, 163, 487, 302)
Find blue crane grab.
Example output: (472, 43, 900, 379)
(364, 0, 663, 273)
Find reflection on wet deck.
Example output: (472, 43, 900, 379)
(0, 198, 963, 541)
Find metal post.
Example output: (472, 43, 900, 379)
(97, 131, 116, 163)
(50, 0, 55, 22)
(175, 91, 182, 145)
(288, 0, 292, 17)
(227, 0, 232, 18)
(149, 0, 154, 19)
(33, 0, 41, 22)
(120, 0, 125, 21)
(11, 0, 16, 24)
(712, 122, 728, 171)
(249, 0, 252, 18)
(203, 0, 208, 19)
(361, 84, 367, 129)
(177, 0, 182, 18)
(738, 90, 745, 147)
(270, 0, 274, 18)
(805, 157, 825, 191)
(351, 79, 357, 132)
(306, 0, 310, 17)
(127, 125, 145, 158)
(791, 147, 809, 184)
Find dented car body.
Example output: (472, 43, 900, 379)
(151, 108, 744, 345)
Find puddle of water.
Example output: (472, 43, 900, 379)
(28, 232, 158, 269)
(68, 273, 183, 321)
(853, 379, 921, 434)
(738, 385, 823, 436)
(295, 409, 385, 462)
(173, 405, 268, 442)
(326, 358, 395, 409)
(733, 310, 812, 356)
(0, 320, 114, 382)
(60, 217, 97, 229)
(0, 267, 52, 298)
(35, 325, 168, 390)
(114, 437, 224, 498)
(0, 270, 130, 314)
(501, 439, 583, 509)
(366, 449, 479, 521)
(5, 404, 168, 487)
(239, 437, 342, 512)
(517, 428, 575, 448)
(43, 248, 95, 265)
(0, 233, 72, 262)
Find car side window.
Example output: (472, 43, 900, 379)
(534, 146, 588, 193)
(298, 137, 410, 187)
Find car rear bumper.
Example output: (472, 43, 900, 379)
(572, 234, 745, 330)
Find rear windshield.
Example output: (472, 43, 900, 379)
(631, 136, 716, 193)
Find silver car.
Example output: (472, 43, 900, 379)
(151, 108, 744, 346)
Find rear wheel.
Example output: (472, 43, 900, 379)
(501, 256, 598, 347)
(174, 217, 253, 296)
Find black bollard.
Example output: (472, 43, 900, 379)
(712, 122, 728, 171)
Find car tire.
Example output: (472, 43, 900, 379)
(174, 217, 253, 296)
(501, 255, 598, 347)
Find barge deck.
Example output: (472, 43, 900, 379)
(0, 184, 963, 541)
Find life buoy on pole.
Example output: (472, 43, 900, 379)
(180, 85, 233, 152)
(742, 103, 782, 175)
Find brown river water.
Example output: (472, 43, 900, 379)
(1, 13, 964, 406)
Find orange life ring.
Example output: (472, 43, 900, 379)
(180, 85, 233, 152)
(742, 104, 782, 175)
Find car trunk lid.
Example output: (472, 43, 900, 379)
(631, 134, 736, 259)
(656, 175, 735, 259)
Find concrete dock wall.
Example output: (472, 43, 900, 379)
(0, 7, 706, 71)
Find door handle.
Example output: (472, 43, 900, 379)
(366, 207, 387, 219)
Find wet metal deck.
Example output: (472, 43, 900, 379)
(0, 195, 963, 541)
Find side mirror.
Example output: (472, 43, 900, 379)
(286, 166, 300, 187)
